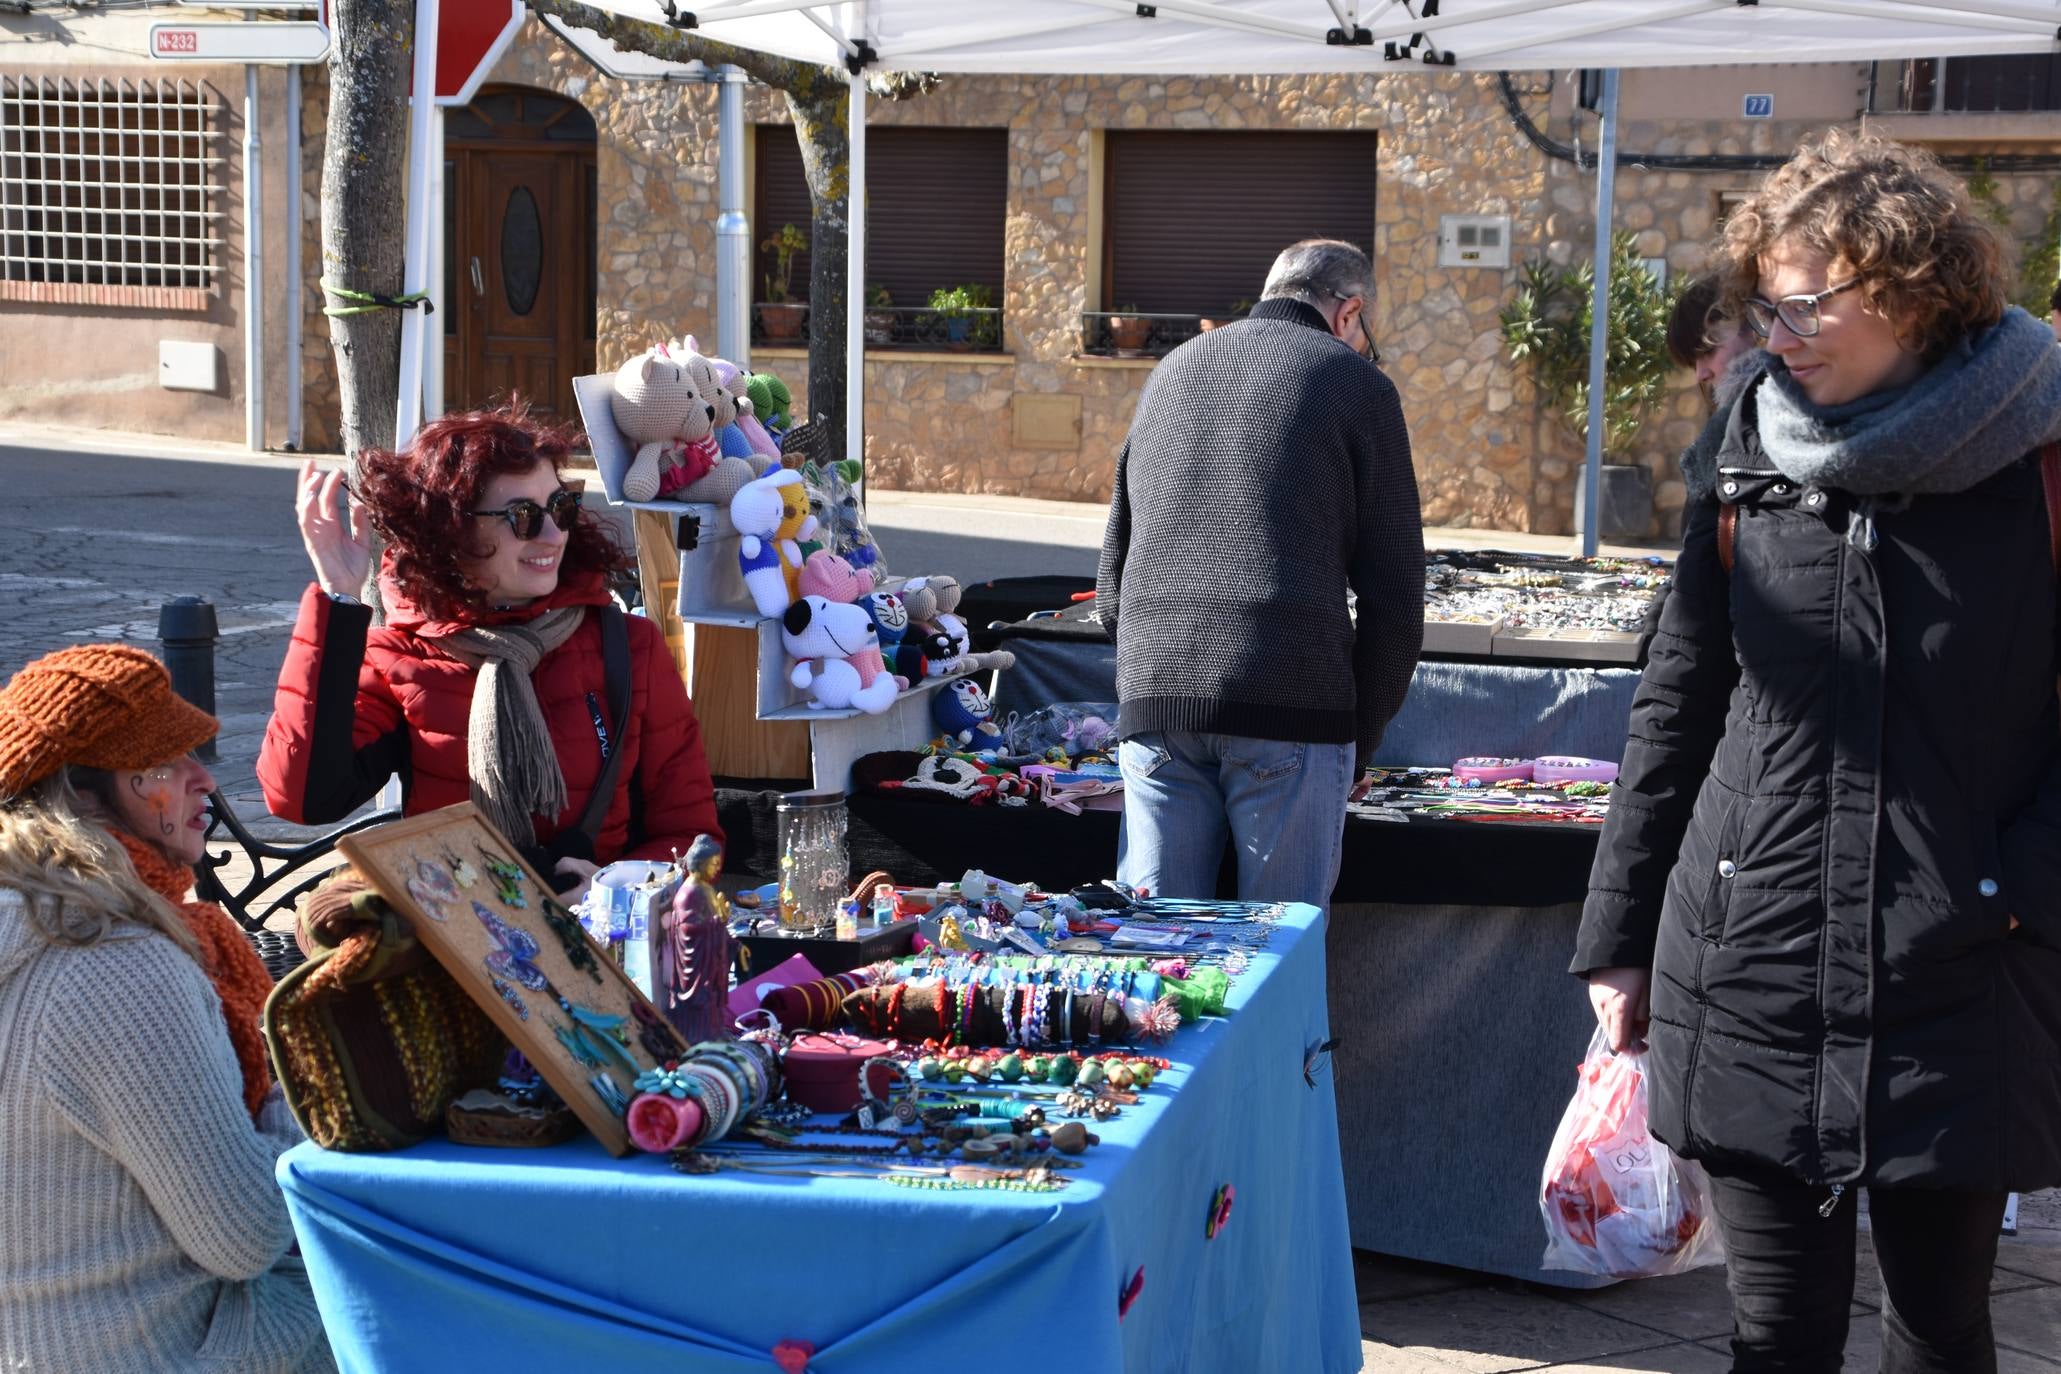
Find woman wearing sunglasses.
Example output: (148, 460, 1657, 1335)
(259, 403, 720, 894)
(1576, 130, 2061, 1369)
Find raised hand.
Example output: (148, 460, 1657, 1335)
(296, 459, 372, 598)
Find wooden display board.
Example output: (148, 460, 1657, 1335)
(337, 802, 689, 1157)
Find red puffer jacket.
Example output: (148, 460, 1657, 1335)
(258, 567, 720, 867)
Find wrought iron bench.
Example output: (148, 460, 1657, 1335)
(195, 793, 399, 980)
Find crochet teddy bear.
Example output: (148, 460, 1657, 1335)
(672, 337, 780, 474)
(781, 595, 900, 714)
(731, 470, 818, 618)
(899, 577, 1017, 677)
(797, 550, 871, 605)
(611, 347, 757, 505)
(933, 676, 1004, 750)
(745, 372, 794, 437)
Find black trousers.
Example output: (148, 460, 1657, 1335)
(1707, 1167, 2009, 1373)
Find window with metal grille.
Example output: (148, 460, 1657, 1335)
(1, 75, 224, 309)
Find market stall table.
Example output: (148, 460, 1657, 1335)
(278, 904, 1358, 1374)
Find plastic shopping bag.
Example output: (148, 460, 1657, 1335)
(1539, 1027, 1724, 1278)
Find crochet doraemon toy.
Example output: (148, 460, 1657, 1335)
(782, 595, 900, 714)
(864, 590, 927, 684)
(610, 347, 756, 505)
(731, 470, 818, 618)
(934, 676, 1003, 749)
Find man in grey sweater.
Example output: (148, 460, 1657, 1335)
(1096, 239, 1423, 906)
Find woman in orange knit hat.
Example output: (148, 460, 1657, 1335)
(0, 645, 333, 1372)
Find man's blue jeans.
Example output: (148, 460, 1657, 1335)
(1116, 731, 1353, 908)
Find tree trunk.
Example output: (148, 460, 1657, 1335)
(787, 86, 849, 461)
(320, 0, 412, 466)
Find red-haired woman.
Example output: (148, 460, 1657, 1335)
(259, 404, 719, 893)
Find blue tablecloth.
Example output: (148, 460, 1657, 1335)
(279, 904, 1359, 1374)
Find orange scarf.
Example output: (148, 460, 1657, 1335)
(112, 830, 273, 1122)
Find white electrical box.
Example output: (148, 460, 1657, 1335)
(1438, 214, 1512, 269)
(158, 340, 221, 392)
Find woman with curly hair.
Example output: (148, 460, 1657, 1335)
(0, 646, 331, 1371)
(1575, 130, 2061, 1369)
(259, 404, 719, 893)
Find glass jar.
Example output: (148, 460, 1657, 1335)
(777, 789, 849, 932)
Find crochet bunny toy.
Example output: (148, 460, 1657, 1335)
(611, 347, 757, 505)
(899, 577, 1017, 677)
(782, 595, 900, 713)
(731, 470, 818, 618)
(864, 590, 929, 683)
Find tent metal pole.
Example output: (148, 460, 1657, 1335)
(393, 0, 440, 449)
(1368, 0, 1596, 42)
(689, 0, 839, 24)
(716, 65, 750, 366)
(1579, 67, 1619, 559)
(846, 70, 866, 469)
(286, 61, 302, 451)
(243, 64, 263, 451)
(424, 105, 445, 422)
(1065, 0, 1330, 44)
(1760, 0, 2057, 35)
(1448, 0, 1713, 63)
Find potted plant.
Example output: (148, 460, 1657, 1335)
(928, 284, 993, 350)
(758, 223, 808, 342)
(863, 284, 895, 346)
(1107, 305, 1153, 355)
(1200, 298, 1253, 332)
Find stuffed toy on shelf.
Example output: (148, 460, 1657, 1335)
(782, 595, 901, 713)
(798, 549, 871, 605)
(863, 590, 929, 683)
(900, 576, 1017, 677)
(731, 470, 818, 618)
(934, 676, 1004, 750)
(672, 336, 780, 474)
(611, 346, 757, 505)
(745, 372, 794, 438)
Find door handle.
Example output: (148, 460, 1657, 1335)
(469, 256, 485, 296)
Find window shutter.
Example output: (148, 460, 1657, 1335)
(755, 127, 1008, 307)
(1105, 131, 1378, 316)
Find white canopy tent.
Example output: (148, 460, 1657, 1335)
(391, 0, 2061, 546)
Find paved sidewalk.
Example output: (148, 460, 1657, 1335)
(1355, 1191, 2061, 1371)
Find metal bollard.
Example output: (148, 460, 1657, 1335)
(157, 596, 220, 763)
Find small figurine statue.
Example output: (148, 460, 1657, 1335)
(654, 835, 734, 1044)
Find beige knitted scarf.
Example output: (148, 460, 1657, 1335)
(430, 607, 586, 846)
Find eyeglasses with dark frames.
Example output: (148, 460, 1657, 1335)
(1330, 289, 1381, 362)
(1744, 278, 1861, 340)
(470, 483, 584, 540)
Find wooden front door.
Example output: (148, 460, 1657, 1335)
(444, 89, 596, 420)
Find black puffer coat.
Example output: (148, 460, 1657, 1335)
(1574, 413, 2061, 1193)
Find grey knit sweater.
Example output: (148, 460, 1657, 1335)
(0, 891, 333, 1372)
(1096, 298, 1425, 763)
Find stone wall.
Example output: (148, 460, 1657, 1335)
(291, 43, 2061, 539)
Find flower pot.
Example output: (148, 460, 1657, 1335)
(1108, 316, 1153, 354)
(759, 302, 806, 342)
(943, 315, 974, 349)
(863, 310, 895, 346)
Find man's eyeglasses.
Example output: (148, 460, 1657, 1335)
(1744, 278, 1860, 340)
(471, 484, 583, 540)
(1331, 290, 1381, 362)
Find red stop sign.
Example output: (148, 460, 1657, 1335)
(319, 0, 521, 105)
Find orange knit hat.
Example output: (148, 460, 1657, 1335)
(0, 644, 219, 799)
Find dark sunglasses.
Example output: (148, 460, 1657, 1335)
(470, 484, 583, 540)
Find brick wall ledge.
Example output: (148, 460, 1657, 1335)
(754, 347, 1018, 367)
(1066, 355, 1161, 370)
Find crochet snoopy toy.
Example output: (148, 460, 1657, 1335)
(782, 595, 901, 714)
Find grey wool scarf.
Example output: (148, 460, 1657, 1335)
(1753, 306, 2061, 497)
(430, 607, 585, 846)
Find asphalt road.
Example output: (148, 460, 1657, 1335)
(0, 434, 1106, 827)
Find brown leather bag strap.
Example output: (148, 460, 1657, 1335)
(1717, 502, 1737, 575)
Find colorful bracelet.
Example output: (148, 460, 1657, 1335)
(1532, 755, 1619, 785)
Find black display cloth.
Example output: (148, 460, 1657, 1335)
(714, 787, 1596, 908)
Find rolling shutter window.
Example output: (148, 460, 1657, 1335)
(1105, 131, 1378, 316)
(754, 126, 1008, 307)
